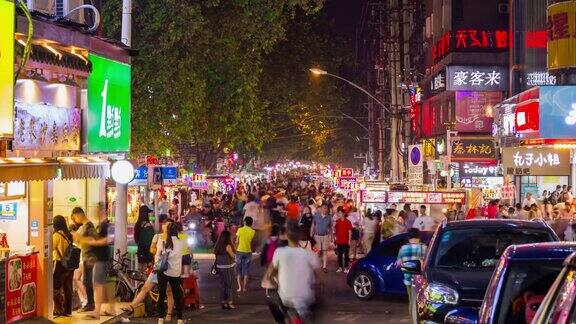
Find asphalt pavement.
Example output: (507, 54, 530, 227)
(121, 253, 410, 323)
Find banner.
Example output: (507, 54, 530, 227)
(6, 254, 37, 323)
(547, 1, 576, 70)
(387, 191, 466, 204)
(0, 0, 14, 138)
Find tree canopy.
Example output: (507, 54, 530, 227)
(102, 0, 364, 170)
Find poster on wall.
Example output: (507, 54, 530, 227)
(0, 202, 17, 221)
(86, 54, 131, 153)
(455, 91, 501, 133)
(5, 254, 37, 323)
(539, 86, 576, 139)
(0, 0, 14, 138)
(13, 102, 80, 151)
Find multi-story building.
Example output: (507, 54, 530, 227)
(0, 1, 132, 320)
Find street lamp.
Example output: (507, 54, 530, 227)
(310, 67, 393, 181)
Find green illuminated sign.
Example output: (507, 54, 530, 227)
(0, 0, 15, 138)
(86, 53, 131, 152)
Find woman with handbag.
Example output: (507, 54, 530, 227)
(214, 230, 237, 310)
(155, 222, 185, 324)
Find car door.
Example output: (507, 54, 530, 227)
(374, 235, 408, 294)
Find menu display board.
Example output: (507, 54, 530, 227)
(6, 254, 37, 323)
(387, 191, 466, 204)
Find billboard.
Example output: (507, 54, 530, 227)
(455, 91, 501, 133)
(86, 54, 131, 152)
(0, 0, 14, 138)
(451, 137, 496, 162)
(502, 147, 570, 175)
(539, 86, 576, 139)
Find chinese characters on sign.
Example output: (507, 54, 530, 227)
(6, 254, 38, 323)
(547, 2, 576, 69)
(13, 102, 80, 151)
(455, 91, 501, 133)
(525, 71, 557, 86)
(408, 145, 423, 185)
(431, 29, 509, 62)
(338, 177, 360, 190)
(461, 162, 501, 177)
(502, 147, 570, 175)
(87, 54, 131, 153)
(362, 191, 387, 203)
(386, 191, 466, 204)
(451, 137, 496, 162)
(447, 66, 508, 91)
(430, 71, 446, 93)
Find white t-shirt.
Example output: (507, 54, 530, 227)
(362, 217, 378, 234)
(243, 201, 260, 219)
(155, 236, 184, 278)
(272, 247, 320, 310)
(522, 197, 537, 207)
(347, 211, 361, 225)
(412, 215, 435, 231)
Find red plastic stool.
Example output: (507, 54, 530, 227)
(183, 275, 200, 309)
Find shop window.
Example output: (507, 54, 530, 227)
(520, 176, 538, 198)
(0, 182, 26, 200)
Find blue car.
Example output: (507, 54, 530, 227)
(445, 242, 576, 324)
(346, 231, 433, 300)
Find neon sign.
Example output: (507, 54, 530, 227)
(432, 29, 509, 62)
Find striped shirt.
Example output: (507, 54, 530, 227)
(397, 243, 427, 285)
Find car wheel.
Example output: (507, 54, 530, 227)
(352, 271, 376, 300)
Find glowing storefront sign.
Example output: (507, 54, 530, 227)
(502, 147, 570, 175)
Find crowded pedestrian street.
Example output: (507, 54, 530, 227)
(4, 0, 576, 324)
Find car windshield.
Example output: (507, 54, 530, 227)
(433, 228, 553, 269)
(496, 260, 564, 324)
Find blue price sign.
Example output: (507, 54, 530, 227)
(0, 202, 17, 220)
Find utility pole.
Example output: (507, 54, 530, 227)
(114, 0, 132, 260)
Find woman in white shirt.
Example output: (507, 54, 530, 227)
(156, 222, 185, 324)
(362, 213, 378, 254)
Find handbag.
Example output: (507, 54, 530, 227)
(210, 262, 218, 275)
(154, 242, 170, 273)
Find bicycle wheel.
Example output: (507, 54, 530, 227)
(116, 280, 134, 302)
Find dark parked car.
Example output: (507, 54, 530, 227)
(445, 242, 576, 324)
(532, 251, 576, 324)
(346, 231, 433, 300)
(402, 219, 558, 323)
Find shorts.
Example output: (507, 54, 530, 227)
(93, 261, 108, 285)
(182, 254, 192, 266)
(146, 272, 158, 284)
(314, 235, 330, 251)
(236, 252, 252, 276)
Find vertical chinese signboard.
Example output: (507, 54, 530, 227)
(547, 1, 576, 70)
(0, 0, 14, 138)
(86, 54, 131, 152)
(6, 254, 37, 323)
(408, 145, 423, 185)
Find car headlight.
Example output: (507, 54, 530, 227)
(424, 283, 459, 305)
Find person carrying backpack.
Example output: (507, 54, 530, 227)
(53, 215, 79, 317)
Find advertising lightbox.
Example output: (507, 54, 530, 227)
(539, 86, 576, 139)
(86, 54, 131, 152)
(0, 0, 14, 138)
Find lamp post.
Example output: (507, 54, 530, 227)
(310, 68, 393, 180)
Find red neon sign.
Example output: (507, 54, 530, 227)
(431, 29, 509, 62)
(525, 30, 547, 48)
(515, 100, 539, 133)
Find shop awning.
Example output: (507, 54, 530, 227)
(60, 162, 110, 180)
(0, 162, 58, 183)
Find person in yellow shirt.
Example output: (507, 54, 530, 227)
(176, 222, 192, 277)
(52, 215, 74, 316)
(235, 216, 255, 292)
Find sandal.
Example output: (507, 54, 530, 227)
(227, 304, 237, 310)
(101, 311, 115, 317)
(165, 313, 173, 321)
